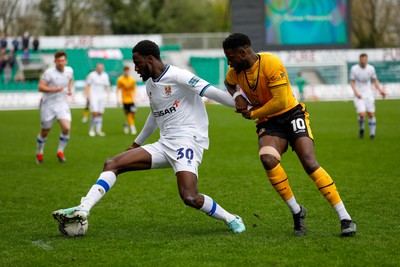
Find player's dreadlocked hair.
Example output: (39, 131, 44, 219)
(132, 40, 161, 60)
(222, 33, 251, 50)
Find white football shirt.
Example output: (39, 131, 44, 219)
(146, 65, 211, 149)
(41, 66, 73, 104)
(87, 71, 110, 99)
(350, 64, 377, 96)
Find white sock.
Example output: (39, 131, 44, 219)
(95, 117, 103, 132)
(80, 171, 116, 211)
(200, 194, 236, 223)
(36, 134, 47, 154)
(358, 116, 365, 130)
(285, 196, 301, 214)
(57, 133, 70, 153)
(333, 201, 351, 221)
(369, 117, 376, 136)
(89, 118, 95, 132)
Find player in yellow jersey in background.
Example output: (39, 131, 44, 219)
(116, 66, 137, 135)
(223, 33, 356, 237)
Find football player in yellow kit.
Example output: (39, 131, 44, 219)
(223, 33, 356, 237)
(116, 66, 137, 135)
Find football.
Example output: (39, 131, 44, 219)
(59, 220, 88, 237)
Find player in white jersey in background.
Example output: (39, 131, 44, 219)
(87, 63, 110, 136)
(53, 40, 246, 234)
(36, 51, 74, 164)
(350, 53, 386, 139)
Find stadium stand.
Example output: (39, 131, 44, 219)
(189, 56, 227, 86)
(0, 45, 181, 92)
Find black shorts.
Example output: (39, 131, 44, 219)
(256, 104, 314, 148)
(123, 103, 137, 113)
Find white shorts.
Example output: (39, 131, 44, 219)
(142, 138, 204, 176)
(90, 97, 106, 113)
(354, 95, 375, 113)
(40, 102, 71, 129)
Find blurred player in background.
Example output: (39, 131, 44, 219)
(295, 72, 307, 101)
(223, 33, 356, 237)
(87, 63, 110, 136)
(36, 51, 73, 164)
(116, 66, 137, 135)
(350, 53, 386, 139)
(81, 70, 94, 123)
(81, 90, 90, 123)
(53, 40, 246, 234)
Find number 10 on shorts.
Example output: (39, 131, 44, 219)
(291, 118, 306, 132)
(177, 148, 194, 160)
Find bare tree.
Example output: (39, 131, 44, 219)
(60, 0, 93, 35)
(352, 0, 400, 48)
(0, 0, 20, 34)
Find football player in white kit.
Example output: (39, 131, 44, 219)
(87, 63, 110, 136)
(53, 40, 246, 234)
(36, 51, 74, 164)
(350, 53, 386, 139)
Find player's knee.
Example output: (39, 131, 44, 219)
(103, 158, 117, 172)
(181, 193, 201, 208)
(302, 156, 319, 174)
(40, 131, 50, 138)
(260, 154, 279, 170)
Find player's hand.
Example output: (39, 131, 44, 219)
(249, 105, 261, 111)
(240, 109, 252, 120)
(126, 142, 140, 151)
(235, 95, 248, 112)
(355, 92, 362, 99)
(380, 90, 387, 99)
(67, 90, 72, 96)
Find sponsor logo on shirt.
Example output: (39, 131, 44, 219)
(153, 100, 180, 117)
(269, 72, 285, 83)
(188, 76, 200, 87)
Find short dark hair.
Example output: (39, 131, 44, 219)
(123, 66, 130, 71)
(132, 40, 161, 60)
(360, 53, 368, 58)
(222, 33, 251, 50)
(54, 51, 66, 59)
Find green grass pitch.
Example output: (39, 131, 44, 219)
(0, 100, 399, 266)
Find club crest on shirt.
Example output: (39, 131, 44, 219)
(164, 86, 172, 96)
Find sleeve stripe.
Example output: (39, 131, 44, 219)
(199, 84, 211, 96)
(269, 83, 287, 90)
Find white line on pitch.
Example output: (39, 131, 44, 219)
(32, 240, 54, 250)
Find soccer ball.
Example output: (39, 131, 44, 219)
(59, 220, 88, 237)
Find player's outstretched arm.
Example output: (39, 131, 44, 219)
(129, 113, 158, 149)
(201, 85, 235, 107)
(225, 80, 248, 111)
